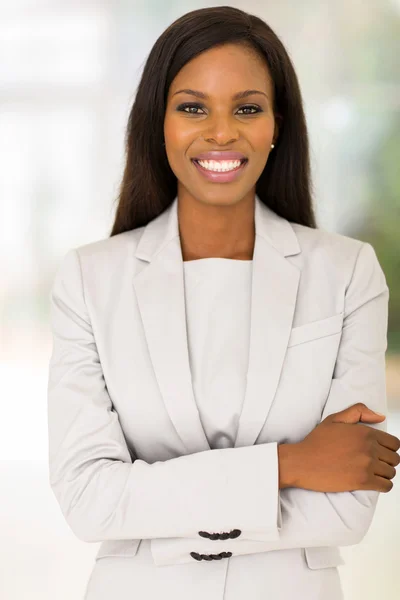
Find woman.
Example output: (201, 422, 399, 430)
(47, 6, 400, 600)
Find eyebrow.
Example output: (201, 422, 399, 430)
(172, 88, 269, 101)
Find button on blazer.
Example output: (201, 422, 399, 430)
(47, 194, 389, 600)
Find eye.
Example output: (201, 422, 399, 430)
(176, 103, 262, 115)
(177, 103, 205, 115)
(237, 105, 262, 115)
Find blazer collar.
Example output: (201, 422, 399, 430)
(133, 194, 301, 454)
(135, 194, 300, 261)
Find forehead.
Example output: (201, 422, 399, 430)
(168, 43, 273, 100)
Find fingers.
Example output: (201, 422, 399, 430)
(375, 430, 400, 452)
(377, 444, 400, 467)
(374, 459, 397, 480)
(371, 475, 394, 493)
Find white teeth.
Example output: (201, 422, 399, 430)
(196, 159, 244, 172)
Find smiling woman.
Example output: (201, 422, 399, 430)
(109, 6, 316, 242)
(47, 5, 397, 600)
(163, 43, 277, 204)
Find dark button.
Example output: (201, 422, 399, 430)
(198, 529, 242, 540)
(198, 531, 210, 538)
(190, 551, 233, 561)
(230, 529, 242, 538)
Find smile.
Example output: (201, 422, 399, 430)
(191, 158, 248, 183)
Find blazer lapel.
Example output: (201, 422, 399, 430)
(133, 195, 301, 455)
(234, 201, 301, 447)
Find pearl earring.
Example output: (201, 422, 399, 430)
(271, 144, 275, 149)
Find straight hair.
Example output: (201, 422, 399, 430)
(109, 6, 317, 237)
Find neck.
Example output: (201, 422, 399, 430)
(177, 192, 256, 261)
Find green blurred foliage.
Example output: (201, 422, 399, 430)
(337, 2, 400, 353)
(355, 113, 400, 354)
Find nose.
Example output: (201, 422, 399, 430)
(203, 114, 239, 146)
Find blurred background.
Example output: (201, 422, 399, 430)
(0, 0, 399, 598)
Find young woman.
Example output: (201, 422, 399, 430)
(47, 6, 400, 600)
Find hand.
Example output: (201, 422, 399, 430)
(294, 403, 400, 493)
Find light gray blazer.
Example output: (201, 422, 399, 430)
(47, 194, 389, 600)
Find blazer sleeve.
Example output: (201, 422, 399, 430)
(249, 241, 391, 550)
(47, 248, 280, 543)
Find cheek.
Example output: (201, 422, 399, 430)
(164, 114, 194, 148)
(164, 118, 198, 178)
(249, 117, 274, 149)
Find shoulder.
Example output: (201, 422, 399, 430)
(75, 227, 145, 262)
(290, 221, 363, 261)
(67, 227, 147, 280)
(52, 227, 146, 293)
(290, 221, 387, 292)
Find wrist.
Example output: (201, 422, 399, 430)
(277, 443, 303, 489)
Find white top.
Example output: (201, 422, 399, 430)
(183, 258, 253, 450)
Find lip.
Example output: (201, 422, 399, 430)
(191, 157, 248, 183)
(192, 151, 247, 161)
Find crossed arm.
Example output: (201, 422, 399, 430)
(47, 242, 389, 548)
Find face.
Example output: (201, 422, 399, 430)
(164, 43, 280, 208)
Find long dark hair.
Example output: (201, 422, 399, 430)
(109, 6, 317, 237)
